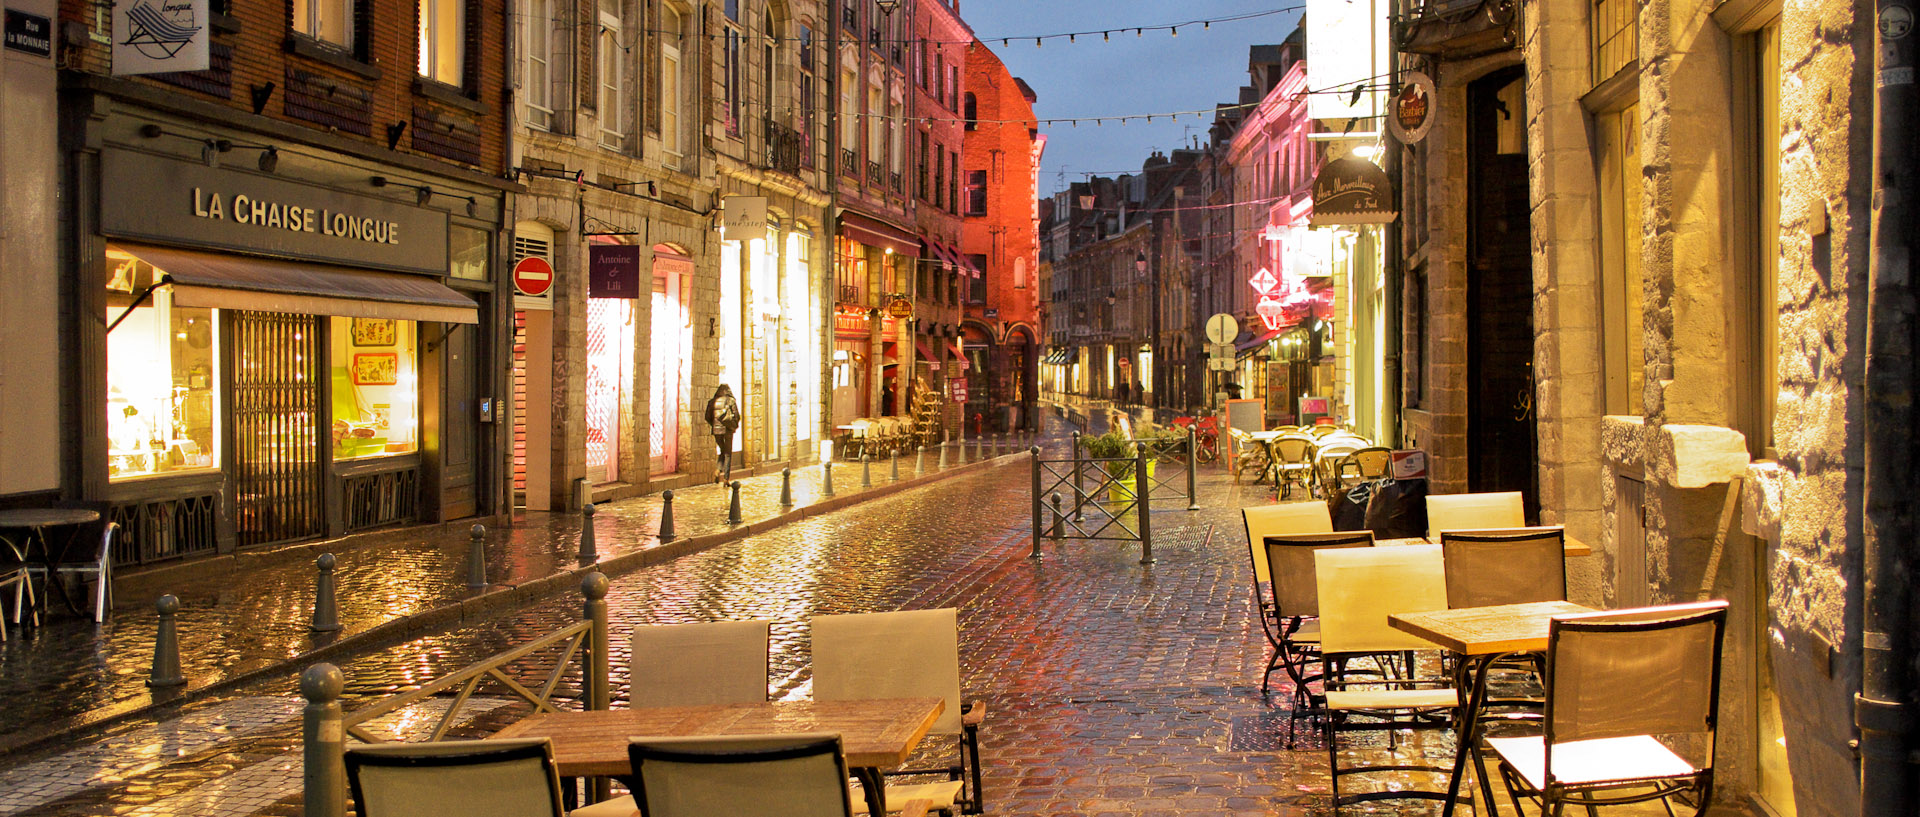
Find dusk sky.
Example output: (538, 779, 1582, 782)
(956, 0, 1306, 197)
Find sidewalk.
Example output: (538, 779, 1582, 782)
(0, 433, 1041, 758)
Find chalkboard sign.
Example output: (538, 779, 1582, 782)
(1225, 399, 1264, 435)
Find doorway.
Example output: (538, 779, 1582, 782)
(437, 296, 487, 520)
(229, 310, 324, 546)
(1465, 66, 1539, 519)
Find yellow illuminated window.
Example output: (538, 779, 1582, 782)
(105, 252, 220, 480)
(330, 317, 418, 460)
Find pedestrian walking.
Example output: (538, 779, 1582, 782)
(706, 384, 741, 483)
(1222, 380, 1243, 399)
(1116, 380, 1130, 404)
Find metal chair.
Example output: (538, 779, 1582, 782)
(627, 619, 771, 707)
(1263, 531, 1375, 737)
(1486, 601, 1730, 817)
(345, 738, 566, 817)
(0, 557, 35, 640)
(1343, 446, 1393, 485)
(1228, 428, 1269, 483)
(29, 520, 117, 623)
(1440, 527, 1568, 609)
(1426, 491, 1526, 541)
(619, 733, 930, 817)
(1241, 504, 1336, 695)
(811, 608, 984, 814)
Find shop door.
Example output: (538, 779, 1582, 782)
(1465, 67, 1539, 519)
(231, 311, 324, 546)
(649, 267, 682, 474)
(439, 299, 486, 519)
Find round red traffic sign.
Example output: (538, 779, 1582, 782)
(512, 256, 554, 297)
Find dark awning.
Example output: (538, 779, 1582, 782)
(116, 243, 479, 324)
(838, 212, 922, 256)
(1235, 327, 1282, 358)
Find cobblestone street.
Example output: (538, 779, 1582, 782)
(0, 423, 1467, 817)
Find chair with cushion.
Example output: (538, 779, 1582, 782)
(1262, 531, 1374, 733)
(811, 608, 983, 815)
(1240, 504, 1336, 695)
(1425, 491, 1526, 541)
(619, 733, 929, 817)
(1314, 544, 1457, 813)
(1440, 527, 1568, 610)
(1486, 601, 1730, 816)
(345, 738, 566, 817)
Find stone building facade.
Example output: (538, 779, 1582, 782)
(960, 43, 1042, 431)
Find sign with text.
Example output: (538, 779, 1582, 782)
(721, 196, 768, 236)
(112, 0, 209, 75)
(1310, 157, 1397, 226)
(1387, 71, 1437, 144)
(949, 377, 968, 403)
(1389, 449, 1429, 480)
(588, 244, 642, 298)
(4, 10, 53, 57)
(101, 149, 449, 274)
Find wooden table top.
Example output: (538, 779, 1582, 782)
(1388, 601, 1595, 655)
(493, 697, 946, 777)
(0, 508, 101, 528)
(1375, 535, 1592, 557)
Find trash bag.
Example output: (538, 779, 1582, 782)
(1329, 481, 1376, 531)
(1365, 478, 1430, 539)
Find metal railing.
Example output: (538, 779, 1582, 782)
(841, 148, 859, 176)
(1030, 444, 1154, 563)
(765, 118, 803, 175)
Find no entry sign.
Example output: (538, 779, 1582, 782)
(512, 256, 554, 297)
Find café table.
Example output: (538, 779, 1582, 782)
(0, 507, 103, 616)
(493, 696, 945, 816)
(1388, 600, 1596, 817)
(1375, 535, 1593, 557)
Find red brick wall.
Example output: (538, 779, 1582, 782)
(961, 41, 1039, 333)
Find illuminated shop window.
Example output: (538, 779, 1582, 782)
(105, 252, 220, 481)
(329, 316, 418, 460)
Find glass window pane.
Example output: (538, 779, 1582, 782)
(450, 226, 490, 280)
(330, 317, 419, 460)
(106, 252, 220, 481)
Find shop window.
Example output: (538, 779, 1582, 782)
(450, 225, 490, 280)
(105, 253, 219, 481)
(293, 0, 356, 51)
(330, 317, 419, 460)
(417, 0, 466, 86)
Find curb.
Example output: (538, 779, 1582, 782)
(0, 449, 1032, 760)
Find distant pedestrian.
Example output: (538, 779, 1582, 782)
(1223, 380, 1243, 399)
(1117, 381, 1130, 404)
(705, 384, 741, 483)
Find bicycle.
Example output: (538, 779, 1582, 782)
(1170, 416, 1221, 465)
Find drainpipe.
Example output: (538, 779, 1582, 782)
(1857, 1, 1919, 813)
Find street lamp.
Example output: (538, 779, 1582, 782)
(874, 0, 900, 14)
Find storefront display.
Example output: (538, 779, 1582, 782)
(105, 250, 220, 479)
(329, 316, 418, 460)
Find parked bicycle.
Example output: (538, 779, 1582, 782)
(1170, 416, 1221, 465)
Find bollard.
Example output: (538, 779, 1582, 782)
(861, 453, 873, 488)
(1186, 426, 1201, 511)
(1137, 445, 1155, 564)
(728, 480, 743, 525)
(779, 467, 793, 507)
(580, 572, 611, 802)
(310, 554, 341, 633)
(659, 490, 676, 541)
(822, 460, 836, 496)
(1028, 448, 1044, 559)
(302, 663, 347, 817)
(148, 595, 186, 688)
(916, 445, 926, 475)
(890, 449, 901, 481)
(1071, 431, 1087, 523)
(579, 502, 598, 561)
(1051, 492, 1065, 540)
(938, 439, 949, 468)
(466, 524, 488, 588)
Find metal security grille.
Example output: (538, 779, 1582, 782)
(512, 310, 529, 503)
(230, 311, 324, 547)
(343, 466, 419, 532)
(109, 493, 219, 566)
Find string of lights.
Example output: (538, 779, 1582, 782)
(547, 4, 1308, 48)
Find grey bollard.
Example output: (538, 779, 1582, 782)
(1186, 426, 1201, 511)
(302, 663, 347, 817)
(728, 481, 743, 525)
(822, 460, 836, 496)
(957, 436, 969, 464)
(310, 554, 341, 633)
(861, 453, 873, 488)
(579, 502, 598, 561)
(890, 449, 901, 481)
(148, 595, 186, 688)
(1051, 492, 1065, 540)
(466, 524, 488, 588)
(938, 439, 949, 468)
(916, 445, 926, 475)
(659, 490, 677, 540)
(779, 467, 793, 507)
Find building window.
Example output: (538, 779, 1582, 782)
(105, 251, 219, 481)
(933, 143, 945, 209)
(949, 152, 959, 214)
(597, 0, 626, 148)
(1592, 0, 1637, 85)
(293, 0, 355, 50)
(965, 169, 987, 216)
(867, 85, 884, 165)
(889, 99, 904, 173)
(521, 0, 554, 129)
(1597, 101, 1644, 415)
(723, 23, 742, 137)
(797, 24, 814, 164)
(661, 6, 684, 155)
(967, 255, 987, 303)
(417, 0, 465, 85)
(840, 70, 858, 160)
(916, 131, 929, 199)
(450, 225, 491, 280)
(963, 92, 977, 130)
(330, 317, 419, 460)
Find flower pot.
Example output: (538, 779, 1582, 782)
(1103, 460, 1156, 504)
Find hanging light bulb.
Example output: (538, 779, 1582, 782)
(1136, 28, 1143, 36)
(1103, 31, 1110, 41)
(1035, 37, 1041, 47)
(1204, 21, 1210, 29)
(1170, 26, 1178, 37)
(1069, 33, 1075, 42)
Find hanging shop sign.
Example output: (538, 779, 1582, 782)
(886, 298, 914, 318)
(512, 256, 554, 297)
(1310, 157, 1398, 226)
(100, 149, 450, 274)
(588, 244, 642, 298)
(1387, 71, 1437, 144)
(4, 10, 53, 57)
(112, 0, 208, 75)
(949, 377, 969, 404)
(721, 196, 768, 236)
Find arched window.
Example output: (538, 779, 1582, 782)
(963, 92, 977, 131)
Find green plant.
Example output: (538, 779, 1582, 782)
(1081, 430, 1141, 483)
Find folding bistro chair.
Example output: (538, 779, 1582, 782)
(31, 519, 118, 623)
(1263, 531, 1375, 737)
(1486, 601, 1730, 817)
(0, 553, 35, 640)
(1240, 504, 1336, 695)
(1314, 544, 1457, 814)
(619, 733, 930, 817)
(1439, 527, 1569, 610)
(811, 608, 984, 815)
(345, 738, 567, 817)
(1426, 491, 1526, 541)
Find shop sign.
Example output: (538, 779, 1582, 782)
(1387, 71, 1437, 144)
(949, 377, 968, 403)
(4, 10, 52, 57)
(588, 244, 642, 298)
(834, 309, 869, 337)
(112, 0, 209, 75)
(1310, 157, 1398, 226)
(1389, 449, 1429, 480)
(512, 256, 554, 297)
(886, 298, 913, 318)
(721, 196, 768, 236)
(101, 149, 449, 274)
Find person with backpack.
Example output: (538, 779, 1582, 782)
(705, 384, 741, 483)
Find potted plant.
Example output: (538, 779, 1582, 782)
(1081, 430, 1154, 503)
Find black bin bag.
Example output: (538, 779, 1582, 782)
(1329, 481, 1375, 531)
(1364, 478, 1429, 539)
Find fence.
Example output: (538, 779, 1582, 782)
(1030, 445, 1155, 563)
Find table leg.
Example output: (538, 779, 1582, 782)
(1442, 652, 1506, 817)
(852, 766, 887, 816)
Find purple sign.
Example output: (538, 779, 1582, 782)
(588, 244, 642, 298)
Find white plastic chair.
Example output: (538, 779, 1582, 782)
(345, 738, 566, 817)
(1425, 491, 1526, 541)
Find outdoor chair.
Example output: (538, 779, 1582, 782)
(1262, 531, 1375, 734)
(1270, 435, 1318, 500)
(1313, 441, 1362, 495)
(28, 518, 117, 623)
(1228, 428, 1268, 483)
(811, 608, 983, 815)
(1308, 424, 1344, 438)
(1426, 491, 1526, 541)
(1440, 527, 1568, 609)
(1241, 504, 1336, 695)
(1314, 544, 1457, 814)
(345, 737, 566, 817)
(0, 555, 35, 641)
(1343, 446, 1393, 485)
(1486, 601, 1730, 817)
(618, 733, 930, 817)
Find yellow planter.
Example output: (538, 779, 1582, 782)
(1103, 460, 1157, 504)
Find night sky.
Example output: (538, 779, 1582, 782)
(956, 0, 1306, 196)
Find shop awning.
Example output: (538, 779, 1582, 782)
(1235, 328, 1282, 358)
(955, 251, 980, 278)
(115, 243, 479, 324)
(915, 339, 939, 361)
(838, 212, 922, 257)
(882, 341, 900, 365)
(950, 341, 970, 371)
